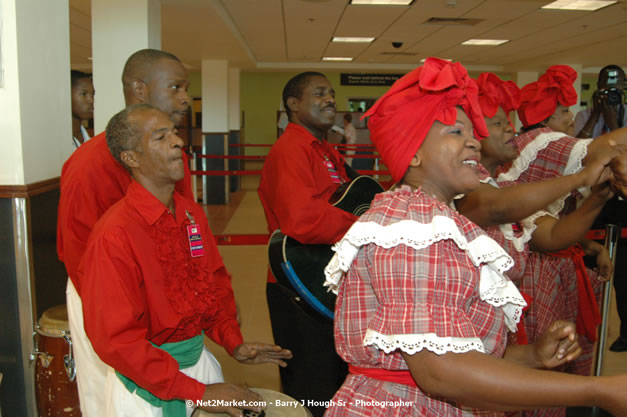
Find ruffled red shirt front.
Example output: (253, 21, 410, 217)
(80, 181, 242, 402)
(57, 131, 194, 292)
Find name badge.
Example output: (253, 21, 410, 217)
(187, 224, 204, 257)
(324, 159, 343, 184)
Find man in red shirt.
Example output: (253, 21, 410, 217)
(57, 49, 195, 416)
(258, 72, 357, 417)
(80, 104, 291, 416)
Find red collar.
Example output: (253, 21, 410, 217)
(126, 181, 187, 226)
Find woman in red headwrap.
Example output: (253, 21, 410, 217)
(499, 65, 627, 219)
(322, 58, 627, 417)
(492, 66, 627, 377)
(456, 74, 618, 417)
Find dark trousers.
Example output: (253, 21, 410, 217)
(614, 238, 627, 338)
(266, 282, 348, 417)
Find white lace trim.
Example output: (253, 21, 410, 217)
(568, 139, 592, 201)
(324, 218, 526, 332)
(478, 264, 526, 332)
(496, 131, 567, 184)
(363, 329, 485, 355)
(482, 176, 544, 252)
(497, 133, 591, 217)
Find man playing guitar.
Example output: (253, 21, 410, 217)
(258, 72, 356, 417)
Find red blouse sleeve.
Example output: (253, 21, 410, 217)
(259, 143, 357, 245)
(81, 230, 206, 402)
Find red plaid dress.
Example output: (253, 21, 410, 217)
(495, 127, 604, 382)
(476, 169, 547, 348)
(324, 187, 525, 417)
(496, 127, 592, 217)
(476, 166, 538, 285)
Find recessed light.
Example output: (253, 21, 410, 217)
(332, 37, 375, 43)
(350, 0, 413, 5)
(462, 39, 509, 46)
(541, 0, 616, 11)
(322, 57, 354, 61)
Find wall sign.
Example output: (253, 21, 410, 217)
(340, 73, 403, 86)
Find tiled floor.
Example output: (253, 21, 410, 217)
(202, 173, 626, 407)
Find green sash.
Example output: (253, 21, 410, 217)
(116, 333, 204, 417)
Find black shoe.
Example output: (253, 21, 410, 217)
(609, 337, 627, 352)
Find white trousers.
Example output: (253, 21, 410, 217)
(104, 347, 224, 417)
(66, 279, 110, 417)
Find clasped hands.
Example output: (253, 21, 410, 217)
(533, 320, 581, 369)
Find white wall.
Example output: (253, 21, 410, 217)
(0, 0, 72, 185)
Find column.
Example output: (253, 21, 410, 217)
(201, 59, 230, 204)
(568, 63, 583, 116)
(0, 0, 71, 414)
(91, 0, 161, 132)
(228, 67, 241, 192)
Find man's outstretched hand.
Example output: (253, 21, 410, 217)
(233, 342, 293, 367)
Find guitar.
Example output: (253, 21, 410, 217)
(268, 176, 385, 320)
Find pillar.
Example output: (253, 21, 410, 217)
(91, 0, 161, 132)
(0, 0, 71, 414)
(201, 59, 230, 204)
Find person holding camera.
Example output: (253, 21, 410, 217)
(575, 65, 627, 353)
(575, 65, 626, 138)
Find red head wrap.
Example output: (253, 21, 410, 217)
(475, 72, 521, 120)
(517, 65, 578, 128)
(364, 57, 488, 183)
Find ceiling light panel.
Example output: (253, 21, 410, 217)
(541, 0, 617, 11)
(332, 37, 376, 43)
(350, 0, 414, 5)
(322, 57, 354, 61)
(462, 39, 509, 46)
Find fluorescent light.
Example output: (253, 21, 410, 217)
(350, 0, 414, 5)
(322, 57, 354, 61)
(462, 39, 509, 46)
(541, 0, 616, 11)
(332, 37, 375, 43)
(420, 58, 452, 62)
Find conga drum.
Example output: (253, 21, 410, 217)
(34, 305, 81, 417)
(197, 388, 312, 417)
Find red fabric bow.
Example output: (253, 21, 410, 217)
(517, 65, 578, 128)
(364, 57, 488, 183)
(475, 72, 521, 127)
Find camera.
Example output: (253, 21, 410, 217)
(392, 41, 403, 49)
(599, 87, 624, 106)
(600, 69, 624, 106)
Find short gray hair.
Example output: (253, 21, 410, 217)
(105, 103, 156, 168)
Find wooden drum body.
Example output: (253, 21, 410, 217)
(34, 305, 81, 417)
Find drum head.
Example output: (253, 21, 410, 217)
(198, 388, 311, 417)
(37, 304, 69, 337)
